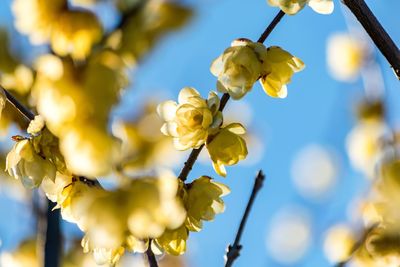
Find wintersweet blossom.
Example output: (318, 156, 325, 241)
(157, 87, 222, 150)
(211, 39, 304, 99)
(6, 139, 56, 188)
(206, 123, 248, 176)
(268, 0, 334, 15)
(185, 176, 230, 231)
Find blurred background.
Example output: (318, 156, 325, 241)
(0, 0, 400, 266)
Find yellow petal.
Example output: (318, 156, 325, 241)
(308, 0, 334, 14)
(157, 100, 177, 122)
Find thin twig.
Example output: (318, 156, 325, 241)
(341, 0, 400, 79)
(225, 170, 266, 267)
(2, 87, 35, 121)
(177, 10, 285, 182)
(257, 10, 285, 43)
(146, 240, 159, 267)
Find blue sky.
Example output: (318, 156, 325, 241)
(1, 0, 400, 266)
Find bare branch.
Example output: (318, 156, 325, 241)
(225, 170, 266, 267)
(341, 0, 400, 79)
(44, 201, 62, 267)
(146, 240, 159, 267)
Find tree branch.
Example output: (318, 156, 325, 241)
(146, 239, 159, 267)
(224, 170, 266, 267)
(44, 201, 61, 267)
(177, 10, 285, 182)
(341, 0, 400, 79)
(3, 87, 35, 121)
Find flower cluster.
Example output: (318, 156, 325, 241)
(211, 39, 304, 100)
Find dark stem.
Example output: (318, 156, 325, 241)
(44, 200, 61, 267)
(3, 87, 35, 121)
(146, 240, 159, 267)
(225, 170, 266, 267)
(257, 10, 285, 43)
(177, 11, 284, 182)
(341, 0, 400, 79)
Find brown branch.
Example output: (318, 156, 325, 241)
(177, 10, 284, 182)
(3, 87, 35, 121)
(341, 0, 400, 79)
(224, 170, 266, 267)
(146, 239, 159, 267)
(44, 200, 61, 267)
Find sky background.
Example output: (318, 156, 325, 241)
(1, 0, 400, 266)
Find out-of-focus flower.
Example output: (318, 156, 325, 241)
(158, 87, 222, 150)
(327, 33, 366, 81)
(40, 173, 72, 202)
(267, 0, 334, 15)
(211, 39, 304, 99)
(206, 123, 248, 176)
(323, 224, 356, 263)
(1, 65, 33, 95)
(154, 225, 188, 256)
(27, 115, 45, 135)
(109, 1, 192, 65)
(346, 121, 387, 178)
(51, 10, 102, 60)
(266, 207, 312, 264)
(0, 88, 5, 120)
(260, 46, 305, 98)
(6, 139, 56, 188)
(0, 238, 40, 267)
(81, 235, 125, 266)
(185, 176, 230, 231)
(12, 0, 67, 44)
(60, 125, 120, 178)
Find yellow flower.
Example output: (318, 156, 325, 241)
(0, 65, 34, 95)
(60, 125, 120, 178)
(81, 235, 125, 266)
(185, 176, 230, 231)
(157, 87, 222, 150)
(327, 33, 366, 81)
(206, 123, 248, 176)
(12, 0, 67, 44)
(51, 10, 102, 60)
(6, 139, 56, 188)
(323, 224, 356, 263)
(27, 115, 45, 135)
(0, 239, 40, 267)
(0, 88, 5, 120)
(211, 39, 304, 99)
(153, 225, 188, 256)
(40, 173, 73, 202)
(268, 0, 334, 15)
(346, 121, 387, 178)
(260, 46, 305, 98)
(127, 172, 186, 239)
(211, 39, 266, 99)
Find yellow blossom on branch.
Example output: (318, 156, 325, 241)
(206, 123, 248, 176)
(157, 87, 222, 150)
(211, 39, 304, 100)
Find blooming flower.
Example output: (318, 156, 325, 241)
(260, 46, 305, 98)
(268, 0, 334, 15)
(206, 123, 248, 176)
(6, 139, 56, 188)
(157, 87, 222, 150)
(153, 225, 188, 256)
(185, 176, 230, 231)
(211, 39, 304, 99)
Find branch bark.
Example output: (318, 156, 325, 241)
(341, 0, 400, 79)
(225, 170, 266, 267)
(44, 201, 61, 267)
(146, 240, 159, 267)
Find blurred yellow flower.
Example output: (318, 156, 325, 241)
(185, 176, 230, 231)
(6, 139, 56, 188)
(40, 173, 73, 202)
(27, 115, 45, 135)
(327, 33, 366, 81)
(323, 224, 356, 263)
(0, 88, 5, 120)
(51, 10, 102, 60)
(154, 225, 188, 256)
(260, 46, 305, 98)
(0, 239, 40, 267)
(268, 0, 334, 15)
(81, 235, 125, 266)
(12, 0, 67, 44)
(158, 87, 222, 150)
(206, 123, 248, 176)
(1, 65, 33, 95)
(346, 121, 387, 178)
